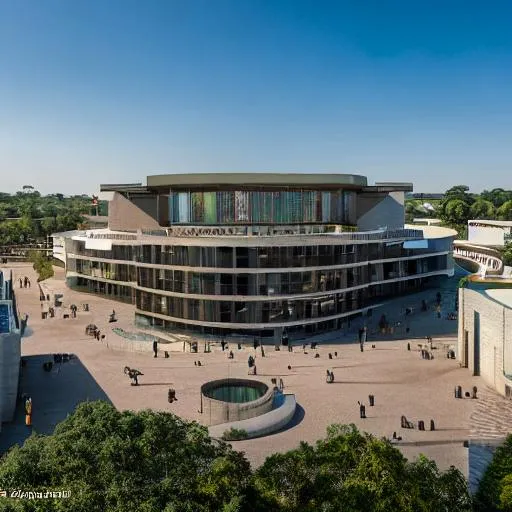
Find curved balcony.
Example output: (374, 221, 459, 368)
(453, 242, 503, 276)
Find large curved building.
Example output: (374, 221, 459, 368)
(54, 173, 456, 344)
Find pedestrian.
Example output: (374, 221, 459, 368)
(19, 278, 23, 288)
(358, 401, 366, 419)
(153, 340, 158, 358)
(27, 278, 31, 288)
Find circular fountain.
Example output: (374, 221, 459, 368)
(201, 378, 274, 425)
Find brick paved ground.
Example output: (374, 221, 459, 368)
(1, 263, 486, 476)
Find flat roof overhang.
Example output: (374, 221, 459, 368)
(146, 173, 368, 190)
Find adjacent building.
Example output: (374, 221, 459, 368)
(458, 287, 512, 397)
(54, 173, 456, 344)
(467, 220, 512, 247)
(0, 269, 21, 426)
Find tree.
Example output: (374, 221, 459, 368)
(253, 424, 471, 512)
(497, 201, 512, 221)
(28, 250, 54, 281)
(481, 189, 512, 208)
(502, 242, 512, 267)
(470, 199, 496, 220)
(474, 435, 512, 512)
(444, 185, 474, 204)
(441, 199, 471, 227)
(0, 401, 260, 512)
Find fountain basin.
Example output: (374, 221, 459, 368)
(201, 378, 274, 425)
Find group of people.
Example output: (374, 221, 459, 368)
(19, 276, 31, 288)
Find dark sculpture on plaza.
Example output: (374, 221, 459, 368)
(124, 366, 143, 386)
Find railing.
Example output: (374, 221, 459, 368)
(160, 225, 423, 240)
(453, 245, 503, 276)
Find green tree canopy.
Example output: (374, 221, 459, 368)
(444, 185, 474, 204)
(497, 201, 512, 221)
(471, 199, 496, 220)
(253, 424, 471, 512)
(481, 189, 512, 208)
(474, 435, 512, 512)
(0, 189, 90, 244)
(0, 401, 259, 512)
(440, 199, 471, 227)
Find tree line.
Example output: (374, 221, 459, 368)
(2, 400, 506, 512)
(0, 188, 91, 245)
(406, 185, 512, 265)
(406, 186, 512, 234)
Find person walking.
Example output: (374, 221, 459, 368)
(153, 340, 158, 358)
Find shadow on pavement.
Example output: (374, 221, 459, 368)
(0, 354, 111, 455)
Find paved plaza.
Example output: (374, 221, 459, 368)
(1, 263, 499, 475)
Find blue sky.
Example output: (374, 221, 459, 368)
(1, 0, 512, 194)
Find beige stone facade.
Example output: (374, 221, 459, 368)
(458, 288, 512, 397)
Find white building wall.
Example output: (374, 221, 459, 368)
(468, 225, 505, 246)
(458, 288, 512, 396)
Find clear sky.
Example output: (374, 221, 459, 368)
(1, 1, 512, 195)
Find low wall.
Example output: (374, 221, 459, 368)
(209, 393, 297, 440)
(201, 379, 274, 426)
(105, 332, 183, 354)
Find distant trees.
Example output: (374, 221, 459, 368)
(407, 185, 512, 237)
(470, 200, 496, 220)
(497, 201, 512, 221)
(0, 188, 90, 244)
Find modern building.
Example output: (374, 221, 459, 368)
(0, 269, 21, 426)
(53, 173, 457, 344)
(458, 287, 512, 397)
(467, 220, 512, 247)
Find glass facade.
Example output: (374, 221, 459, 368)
(167, 190, 357, 225)
(66, 235, 452, 340)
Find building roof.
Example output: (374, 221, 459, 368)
(405, 224, 458, 239)
(468, 220, 512, 228)
(146, 173, 369, 189)
(100, 184, 149, 194)
(484, 289, 512, 309)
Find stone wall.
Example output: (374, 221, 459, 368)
(458, 288, 512, 396)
